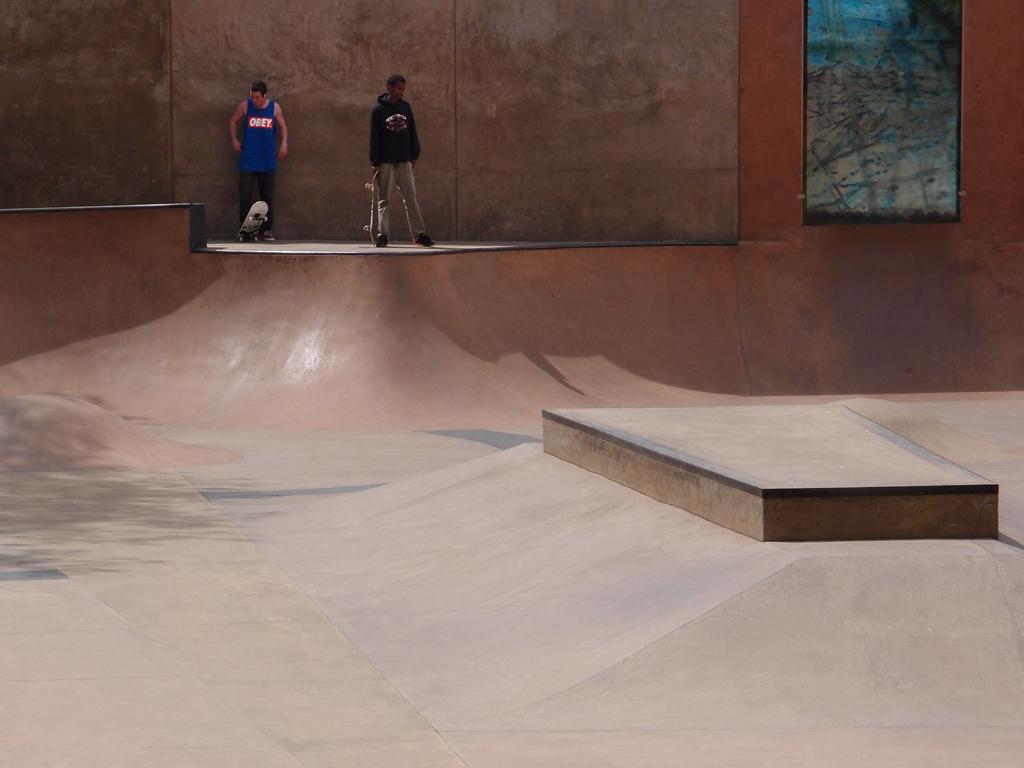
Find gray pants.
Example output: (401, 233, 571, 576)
(375, 161, 426, 239)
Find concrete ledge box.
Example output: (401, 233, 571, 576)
(542, 405, 999, 542)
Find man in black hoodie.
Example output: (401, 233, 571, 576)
(369, 74, 434, 247)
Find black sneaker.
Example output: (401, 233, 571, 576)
(375, 234, 389, 248)
(415, 233, 435, 247)
(260, 230, 276, 242)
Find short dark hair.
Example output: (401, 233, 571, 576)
(249, 80, 268, 95)
(386, 74, 406, 88)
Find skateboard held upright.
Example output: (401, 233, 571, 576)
(363, 172, 379, 244)
(237, 200, 268, 242)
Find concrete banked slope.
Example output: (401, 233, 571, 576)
(0, 394, 236, 470)
(226, 442, 1024, 764)
(6, 205, 1024, 427)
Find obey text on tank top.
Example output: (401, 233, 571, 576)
(239, 98, 278, 172)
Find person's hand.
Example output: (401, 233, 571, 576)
(278, 142, 289, 158)
(232, 139, 242, 153)
(411, 160, 416, 169)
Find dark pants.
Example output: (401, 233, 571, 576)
(239, 171, 275, 231)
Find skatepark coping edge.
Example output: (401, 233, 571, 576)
(0, 203, 738, 257)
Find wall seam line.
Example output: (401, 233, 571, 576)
(736, 0, 742, 240)
(452, 0, 459, 239)
(167, 0, 175, 202)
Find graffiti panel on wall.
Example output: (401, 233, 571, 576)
(804, 0, 962, 223)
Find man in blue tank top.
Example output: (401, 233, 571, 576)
(229, 80, 289, 240)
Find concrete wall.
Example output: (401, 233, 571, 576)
(169, 0, 458, 240)
(1, 0, 738, 242)
(0, 1, 172, 206)
(453, 0, 737, 241)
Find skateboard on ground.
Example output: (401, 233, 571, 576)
(363, 172, 379, 244)
(237, 200, 268, 242)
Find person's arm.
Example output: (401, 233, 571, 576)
(408, 106, 421, 167)
(229, 101, 246, 152)
(369, 109, 381, 169)
(275, 102, 289, 158)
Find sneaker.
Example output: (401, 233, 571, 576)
(260, 230, 276, 242)
(415, 233, 435, 247)
(375, 234, 389, 248)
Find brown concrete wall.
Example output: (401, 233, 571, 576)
(737, 0, 802, 242)
(1, 0, 738, 241)
(0, 1, 172, 207)
(958, 0, 1024, 243)
(175, 0, 736, 240)
(453, 0, 738, 241)
(0, 207, 222, 368)
(169, 0, 457, 241)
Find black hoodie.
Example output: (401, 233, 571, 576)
(369, 93, 421, 166)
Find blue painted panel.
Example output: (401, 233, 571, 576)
(805, 0, 962, 222)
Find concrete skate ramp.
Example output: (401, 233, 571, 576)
(0, 206, 747, 428)
(5, 206, 1024, 428)
(0, 395, 237, 470)
(252, 445, 794, 729)
(511, 552, 1024, 733)
(841, 397, 1023, 465)
(243, 444, 1024, 740)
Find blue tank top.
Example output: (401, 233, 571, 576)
(239, 98, 278, 171)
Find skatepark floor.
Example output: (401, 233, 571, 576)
(4, 395, 1024, 766)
